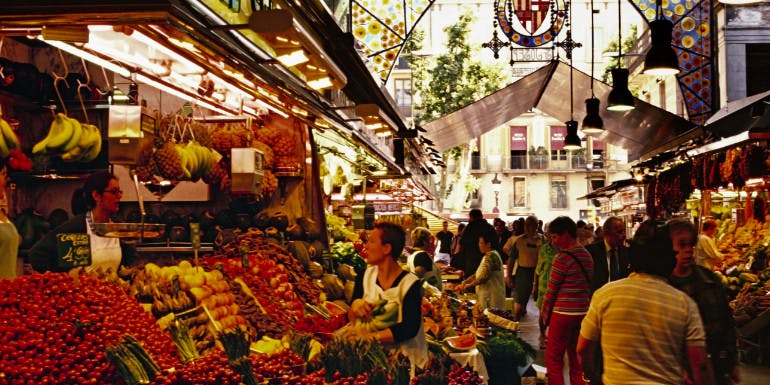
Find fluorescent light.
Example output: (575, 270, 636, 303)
(686, 131, 750, 157)
(41, 39, 131, 78)
(276, 49, 309, 67)
(135, 73, 232, 115)
(129, 30, 204, 73)
(85, 36, 170, 75)
(254, 99, 288, 118)
(307, 76, 333, 90)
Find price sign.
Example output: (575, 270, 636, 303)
(56, 233, 91, 269)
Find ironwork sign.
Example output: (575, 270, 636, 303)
(630, 0, 714, 126)
(484, 0, 569, 64)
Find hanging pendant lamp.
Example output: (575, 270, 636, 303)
(643, 3, 680, 77)
(582, 0, 604, 134)
(582, 97, 604, 133)
(564, 120, 582, 150)
(607, 0, 635, 111)
(607, 68, 635, 111)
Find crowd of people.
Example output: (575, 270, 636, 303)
(421, 211, 738, 385)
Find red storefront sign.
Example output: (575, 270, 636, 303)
(593, 139, 605, 150)
(550, 125, 566, 150)
(510, 125, 527, 151)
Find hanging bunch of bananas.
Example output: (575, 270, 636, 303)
(176, 141, 218, 182)
(31, 113, 102, 162)
(0, 116, 21, 158)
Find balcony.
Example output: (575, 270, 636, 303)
(470, 155, 604, 172)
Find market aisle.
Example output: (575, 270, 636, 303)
(517, 297, 770, 384)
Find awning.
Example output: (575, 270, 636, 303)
(577, 178, 641, 200)
(705, 90, 770, 139)
(422, 60, 695, 160)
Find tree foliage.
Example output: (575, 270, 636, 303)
(409, 14, 509, 126)
(600, 24, 638, 84)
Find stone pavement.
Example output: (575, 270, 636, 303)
(514, 298, 770, 384)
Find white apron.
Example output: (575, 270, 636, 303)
(362, 266, 428, 369)
(81, 213, 122, 274)
(406, 250, 443, 291)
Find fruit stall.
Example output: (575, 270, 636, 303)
(0, 1, 532, 384)
(636, 123, 770, 362)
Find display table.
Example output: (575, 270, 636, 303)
(449, 348, 489, 384)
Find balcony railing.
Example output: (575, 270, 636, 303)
(470, 155, 606, 172)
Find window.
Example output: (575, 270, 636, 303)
(590, 178, 605, 191)
(395, 56, 410, 69)
(551, 176, 568, 209)
(551, 149, 566, 161)
(747, 44, 770, 97)
(394, 79, 412, 107)
(513, 177, 527, 208)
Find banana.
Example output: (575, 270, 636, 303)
(46, 114, 74, 151)
(81, 129, 103, 162)
(75, 123, 94, 150)
(60, 117, 83, 152)
(61, 146, 83, 162)
(184, 143, 200, 178)
(0, 118, 19, 151)
(176, 145, 192, 180)
(196, 144, 212, 177)
(0, 124, 8, 158)
(33, 115, 64, 154)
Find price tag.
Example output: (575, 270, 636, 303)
(56, 233, 91, 269)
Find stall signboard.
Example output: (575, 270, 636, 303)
(510, 126, 527, 151)
(550, 125, 566, 150)
(56, 233, 91, 269)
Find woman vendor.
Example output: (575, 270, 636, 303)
(29, 171, 133, 273)
(0, 161, 20, 278)
(346, 221, 427, 369)
(457, 227, 505, 311)
(406, 226, 442, 290)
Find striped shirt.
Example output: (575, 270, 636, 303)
(580, 273, 706, 385)
(542, 245, 593, 318)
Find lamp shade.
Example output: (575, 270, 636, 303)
(582, 97, 604, 134)
(564, 120, 582, 150)
(643, 19, 680, 76)
(607, 68, 636, 111)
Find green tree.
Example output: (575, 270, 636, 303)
(601, 24, 638, 84)
(407, 13, 509, 212)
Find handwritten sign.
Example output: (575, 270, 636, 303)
(57, 233, 91, 269)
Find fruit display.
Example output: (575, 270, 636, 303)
(0, 272, 178, 384)
(0, 115, 21, 158)
(31, 113, 102, 162)
(412, 356, 484, 385)
(7, 148, 33, 171)
(210, 121, 250, 155)
(732, 276, 770, 326)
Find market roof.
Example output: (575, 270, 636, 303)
(577, 178, 641, 200)
(421, 60, 696, 161)
(705, 90, 770, 139)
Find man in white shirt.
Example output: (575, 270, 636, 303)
(695, 219, 723, 271)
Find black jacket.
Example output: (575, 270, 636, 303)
(584, 241, 630, 293)
(28, 214, 135, 272)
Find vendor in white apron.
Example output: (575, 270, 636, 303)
(346, 222, 428, 370)
(406, 227, 442, 291)
(29, 171, 127, 273)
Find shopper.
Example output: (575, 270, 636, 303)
(458, 227, 505, 311)
(450, 222, 465, 268)
(505, 215, 544, 320)
(577, 224, 715, 385)
(29, 171, 134, 274)
(493, 217, 512, 253)
(695, 218, 724, 270)
(347, 221, 427, 368)
(434, 220, 454, 267)
(0, 162, 20, 279)
(456, 209, 493, 279)
(535, 229, 558, 349)
(406, 226, 443, 290)
(541, 216, 593, 385)
(585, 216, 630, 293)
(668, 218, 739, 385)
